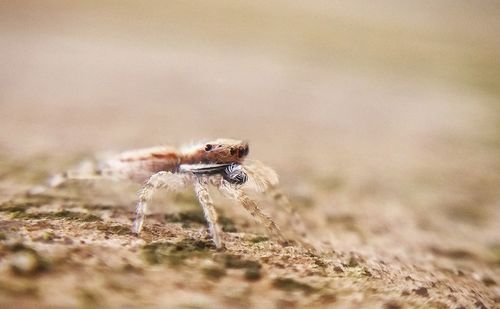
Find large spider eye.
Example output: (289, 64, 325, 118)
(204, 144, 212, 151)
(229, 148, 236, 155)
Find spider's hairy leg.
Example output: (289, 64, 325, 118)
(240, 160, 297, 234)
(219, 181, 287, 244)
(266, 186, 310, 237)
(250, 172, 314, 248)
(133, 171, 188, 235)
(266, 185, 320, 251)
(242, 160, 314, 248)
(193, 177, 223, 250)
(243, 161, 302, 231)
(28, 160, 102, 195)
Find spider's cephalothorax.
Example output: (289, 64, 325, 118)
(183, 138, 250, 165)
(44, 138, 289, 250)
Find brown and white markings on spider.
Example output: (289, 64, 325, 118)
(45, 138, 290, 250)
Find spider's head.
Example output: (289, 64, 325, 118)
(202, 138, 249, 164)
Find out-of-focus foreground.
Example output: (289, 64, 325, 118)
(0, 1, 499, 308)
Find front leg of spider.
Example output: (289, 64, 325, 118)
(218, 181, 287, 245)
(193, 177, 223, 250)
(241, 161, 310, 247)
(133, 171, 188, 235)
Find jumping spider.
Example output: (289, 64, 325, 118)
(44, 139, 290, 249)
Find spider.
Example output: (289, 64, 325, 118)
(43, 139, 292, 249)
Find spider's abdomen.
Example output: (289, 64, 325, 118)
(100, 146, 181, 183)
(222, 164, 248, 185)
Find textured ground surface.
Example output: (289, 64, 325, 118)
(1, 1, 500, 308)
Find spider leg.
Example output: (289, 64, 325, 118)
(132, 171, 188, 235)
(241, 160, 314, 249)
(240, 160, 302, 233)
(218, 181, 287, 244)
(193, 177, 223, 250)
(266, 186, 309, 236)
(27, 160, 104, 195)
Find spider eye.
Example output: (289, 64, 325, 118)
(204, 144, 212, 151)
(229, 148, 236, 155)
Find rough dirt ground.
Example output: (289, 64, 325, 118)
(1, 1, 500, 308)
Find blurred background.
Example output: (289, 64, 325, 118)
(1, 0, 499, 279)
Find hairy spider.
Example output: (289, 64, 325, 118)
(42, 139, 293, 249)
